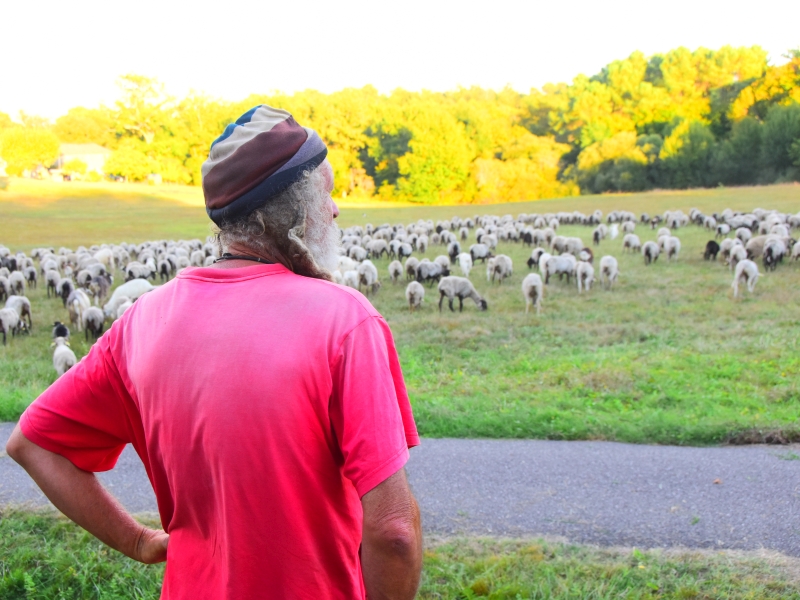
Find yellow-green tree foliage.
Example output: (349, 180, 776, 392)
(25, 45, 800, 201)
(0, 127, 60, 176)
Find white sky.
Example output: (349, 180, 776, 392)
(1, 0, 798, 121)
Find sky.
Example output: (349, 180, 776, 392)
(1, 0, 798, 120)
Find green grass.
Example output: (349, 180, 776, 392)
(2, 509, 799, 599)
(1, 183, 799, 443)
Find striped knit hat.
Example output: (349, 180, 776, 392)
(202, 105, 328, 225)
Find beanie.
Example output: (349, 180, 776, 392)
(202, 105, 328, 226)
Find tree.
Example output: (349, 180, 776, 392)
(0, 127, 60, 175)
(710, 117, 763, 185)
(0, 112, 13, 131)
(104, 140, 158, 181)
(115, 74, 169, 145)
(54, 107, 115, 146)
(660, 121, 717, 188)
(761, 103, 800, 177)
(62, 158, 87, 176)
(575, 131, 649, 193)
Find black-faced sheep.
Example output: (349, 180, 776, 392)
(437, 276, 488, 312)
(52, 321, 70, 340)
(521, 273, 543, 315)
(52, 336, 77, 377)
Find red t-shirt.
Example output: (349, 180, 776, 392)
(20, 263, 419, 599)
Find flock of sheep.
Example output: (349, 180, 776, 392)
(0, 204, 797, 378)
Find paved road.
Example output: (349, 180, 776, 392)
(3, 423, 799, 555)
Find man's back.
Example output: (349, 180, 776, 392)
(21, 263, 418, 599)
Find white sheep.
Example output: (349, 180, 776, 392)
(792, 241, 800, 261)
(469, 243, 492, 264)
(621, 221, 636, 234)
(544, 254, 576, 284)
(343, 270, 359, 289)
(487, 254, 513, 284)
(0, 307, 24, 345)
(356, 261, 380, 296)
(457, 252, 473, 277)
(4, 295, 32, 330)
(521, 273, 543, 315)
(82, 306, 106, 341)
(68, 289, 92, 332)
(575, 261, 595, 294)
(662, 236, 681, 262)
(732, 259, 759, 298)
(103, 279, 155, 318)
(405, 257, 420, 281)
(52, 336, 77, 377)
(8, 271, 25, 295)
(599, 256, 619, 289)
(0, 276, 9, 302)
(405, 281, 425, 312)
(388, 260, 403, 284)
(437, 276, 488, 312)
(622, 234, 641, 253)
(728, 245, 747, 271)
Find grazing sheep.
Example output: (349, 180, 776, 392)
(526, 248, 545, 269)
(45, 270, 61, 297)
(405, 281, 425, 312)
(736, 227, 752, 245)
(792, 241, 800, 261)
(434, 255, 451, 271)
(662, 236, 681, 262)
(52, 321, 70, 340)
(82, 306, 105, 341)
(416, 235, 429, 253)
(576, 261, 595, 294)
(5, 295, 32, 330)
(716, 224, 731, 239)
(158, 260, 173, 281)
(8, 271, 25, 295)
(103, 279, 155, 318)
(621, 221, 636, 234)
(719, 238, 741, 262)
(0, 276, 9, 302)
(388, 260, 403, 284)
(0, 307, 24, 345)
(745, 235, 768, 260)
(469, 243, 492, 264)
(417, 261, 448, 287)
(57, 278, 75, 308)
(599, 256, 619, 289)
(366, 239, 389, 259)
(521, 273, 543, 315)
(763, 238, 787, 271)
(116, 300, 134, 319)
(405, 257, 420, 281)
(24, 266, 37, 289)
(732, 259, 759, 298)
(622, 234, 641, 253)
(609, 224, 619, 240)
(348, 246, 368, 262)
(343, 270, 359, 289)
(579, 247, 594, 264)
(357, 261, 381, 296)
(457, 253, 473, 277)
(538, 252, 553, 277)
(52, 337, 77, 377)
(703, 240, 720, 261)
(437, 276, 488, 312)
(544, 254, 576, 284)
(487, 254, 513, 284)
(728, 245, 747, 271)
(88, 275, 112, 305)
(337, 256, 358, 273)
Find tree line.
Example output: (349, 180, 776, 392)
(1, 45, 799, 203)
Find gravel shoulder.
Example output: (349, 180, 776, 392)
(3, 423, 799, 556)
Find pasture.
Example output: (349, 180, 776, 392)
(1, 181, 799, 445)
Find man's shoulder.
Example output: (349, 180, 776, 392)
(291, 274, 381, 319)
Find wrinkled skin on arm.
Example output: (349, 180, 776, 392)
(361, 468, 423, 600)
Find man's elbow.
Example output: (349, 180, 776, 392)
(365, 503, 421, 557)
(6, 426, 32, 465)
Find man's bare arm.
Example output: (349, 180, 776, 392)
(5, 423, 168, 564)
(361, 468, 422, 600)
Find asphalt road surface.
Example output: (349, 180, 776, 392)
(3, 423, 799, 556)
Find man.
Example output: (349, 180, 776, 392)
(6, 105, 423, 599)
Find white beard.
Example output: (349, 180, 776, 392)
(304, 216, 342, 273)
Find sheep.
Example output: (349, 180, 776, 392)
(103, 279, 155, 318)
(116, 300, 134, 319)
(457, 253, 473, 277)
(88, 275, 112, 305)
(544, 254, 576, 284)
(337, 256, 358, 273)
(526, 248, 545, 269)
(24, 266, 37, 289)
(732, 259, 759, 298)
(701, 240, 719, 261)
(538, 252, 553, 276)
(52, 321, 70, 340)
(657, 227, 671, 239)
(52, 337, 78, 377)
(469, 243, 492, 264)
(43, 269, 61, 298)
(447, 241, 461, 264)
(57, 278, 75, 308)
(5, 295, 32, 330)
(736, 227, 752, 245)
(405, 281, 425, 312)
(0, 307, 24, 345)
(0, 276, 9, 302)
(716, 224, 731, 239)
(662, 236, 681, 262)
(487, 254, 513, 284)
(158, 259, 173, 281)
(792, 241, 800, 261)
(348, 246, 368, 262)
(82, 306, 106, 341)
(415, 235, 429, 253)
(609, 224, 619, 240)
(745, 235, 768, 260)
(728, 245, 747, 271)
(576, 261, 595, 294)
(521, 273, 543, 315)
(579, 247, 594, 264)
(366, 239, 389, 259)
(343, 270, 359, 289)
(354, 261, 380, 296)
(763, 238, 787, 271)
(621, 221, 636, 234)
(8, 271, 25, 295)
(434, 255, 451, 271)
(68, 289, 92, 332)
(599, 256, 620, 289)
(622, 234, 641, 253)
(417, 261, 448, 287)
(388, 260, 403, 284)
(405, 257, 420, 281)
(437, 276, 488, 312)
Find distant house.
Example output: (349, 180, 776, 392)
(55, 143, 112, 174)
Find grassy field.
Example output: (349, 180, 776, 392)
(2, 509, 798, 599)
(1, 182, 799, 444)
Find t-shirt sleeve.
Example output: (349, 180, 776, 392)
(19, 321, 138, 472)
(330, 315, 420, 497)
